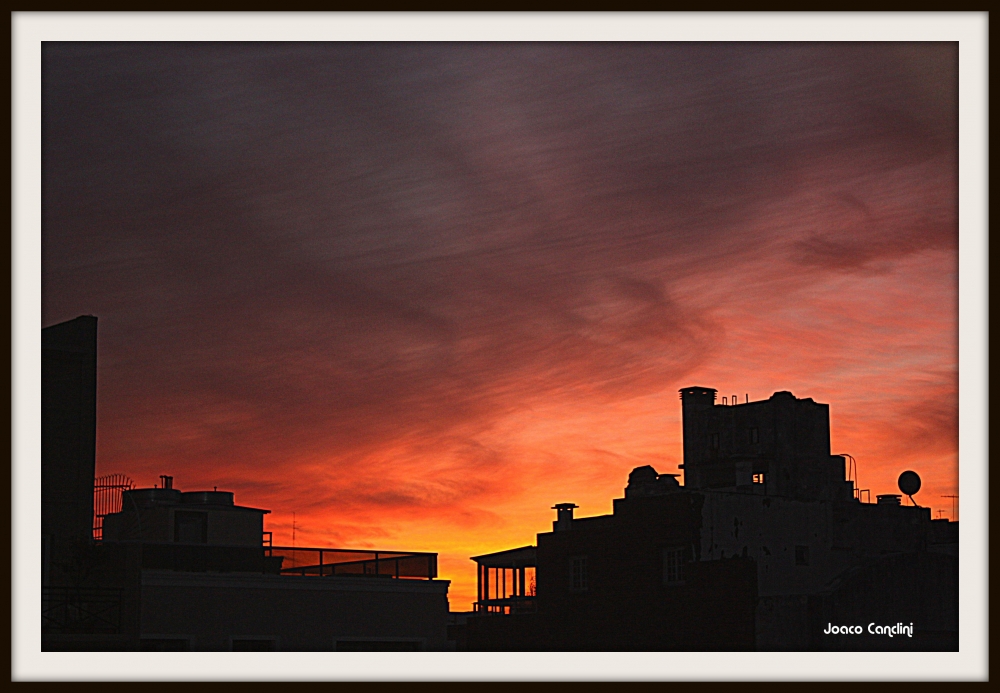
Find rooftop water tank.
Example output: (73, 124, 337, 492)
(122, 488, 182, 506)
(181, 491, 234, 506)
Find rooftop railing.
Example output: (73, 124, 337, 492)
(474, 596, 537, 615)
(265, 546, 437, 580)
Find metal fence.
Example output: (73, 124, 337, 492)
(93, 473, 135, 541)
(266, 546, 437, 580)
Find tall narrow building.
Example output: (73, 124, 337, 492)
(42, 315, 98, 585)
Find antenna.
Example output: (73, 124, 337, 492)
(292, 512, 296, 548)
(941, 495, 958, 521)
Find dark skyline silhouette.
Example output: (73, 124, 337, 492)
(40, 41, 958, 611)
(461, 387, 957, 651)
(41, 318, 957, 652)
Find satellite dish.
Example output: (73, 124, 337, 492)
(898, 470, 921, 504)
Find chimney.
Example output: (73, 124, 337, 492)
(159, 475, 173, 490)
(679, 387, 717, 489)
(552, 503, 578, 532)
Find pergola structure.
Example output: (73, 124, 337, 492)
(470, 545, 537, 614)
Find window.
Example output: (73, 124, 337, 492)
(710, 433, 720, 449)
(795, 545, 809, 566)
(749, 427, 759, 444)
(663, 547, 686, 585)
(231, 638, 274, 651)
(752, 473, 766, 484)
(570, 556, 588, 592)
(174, 511, 208, 543)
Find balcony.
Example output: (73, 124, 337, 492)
(474, 595, 537, 615)
(471, 545, 537, 615)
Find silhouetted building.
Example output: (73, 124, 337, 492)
(100, 478, 281, 575)
(41, 316, 452, 651)
(42, 315, 98, 588)
(466, 494, 757, 651)
(679, 387, 853, 501)
(462, 387, 958, 651)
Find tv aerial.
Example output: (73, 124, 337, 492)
(897, 470, 921, 507)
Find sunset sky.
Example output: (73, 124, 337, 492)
(42, 42, 958, 610)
